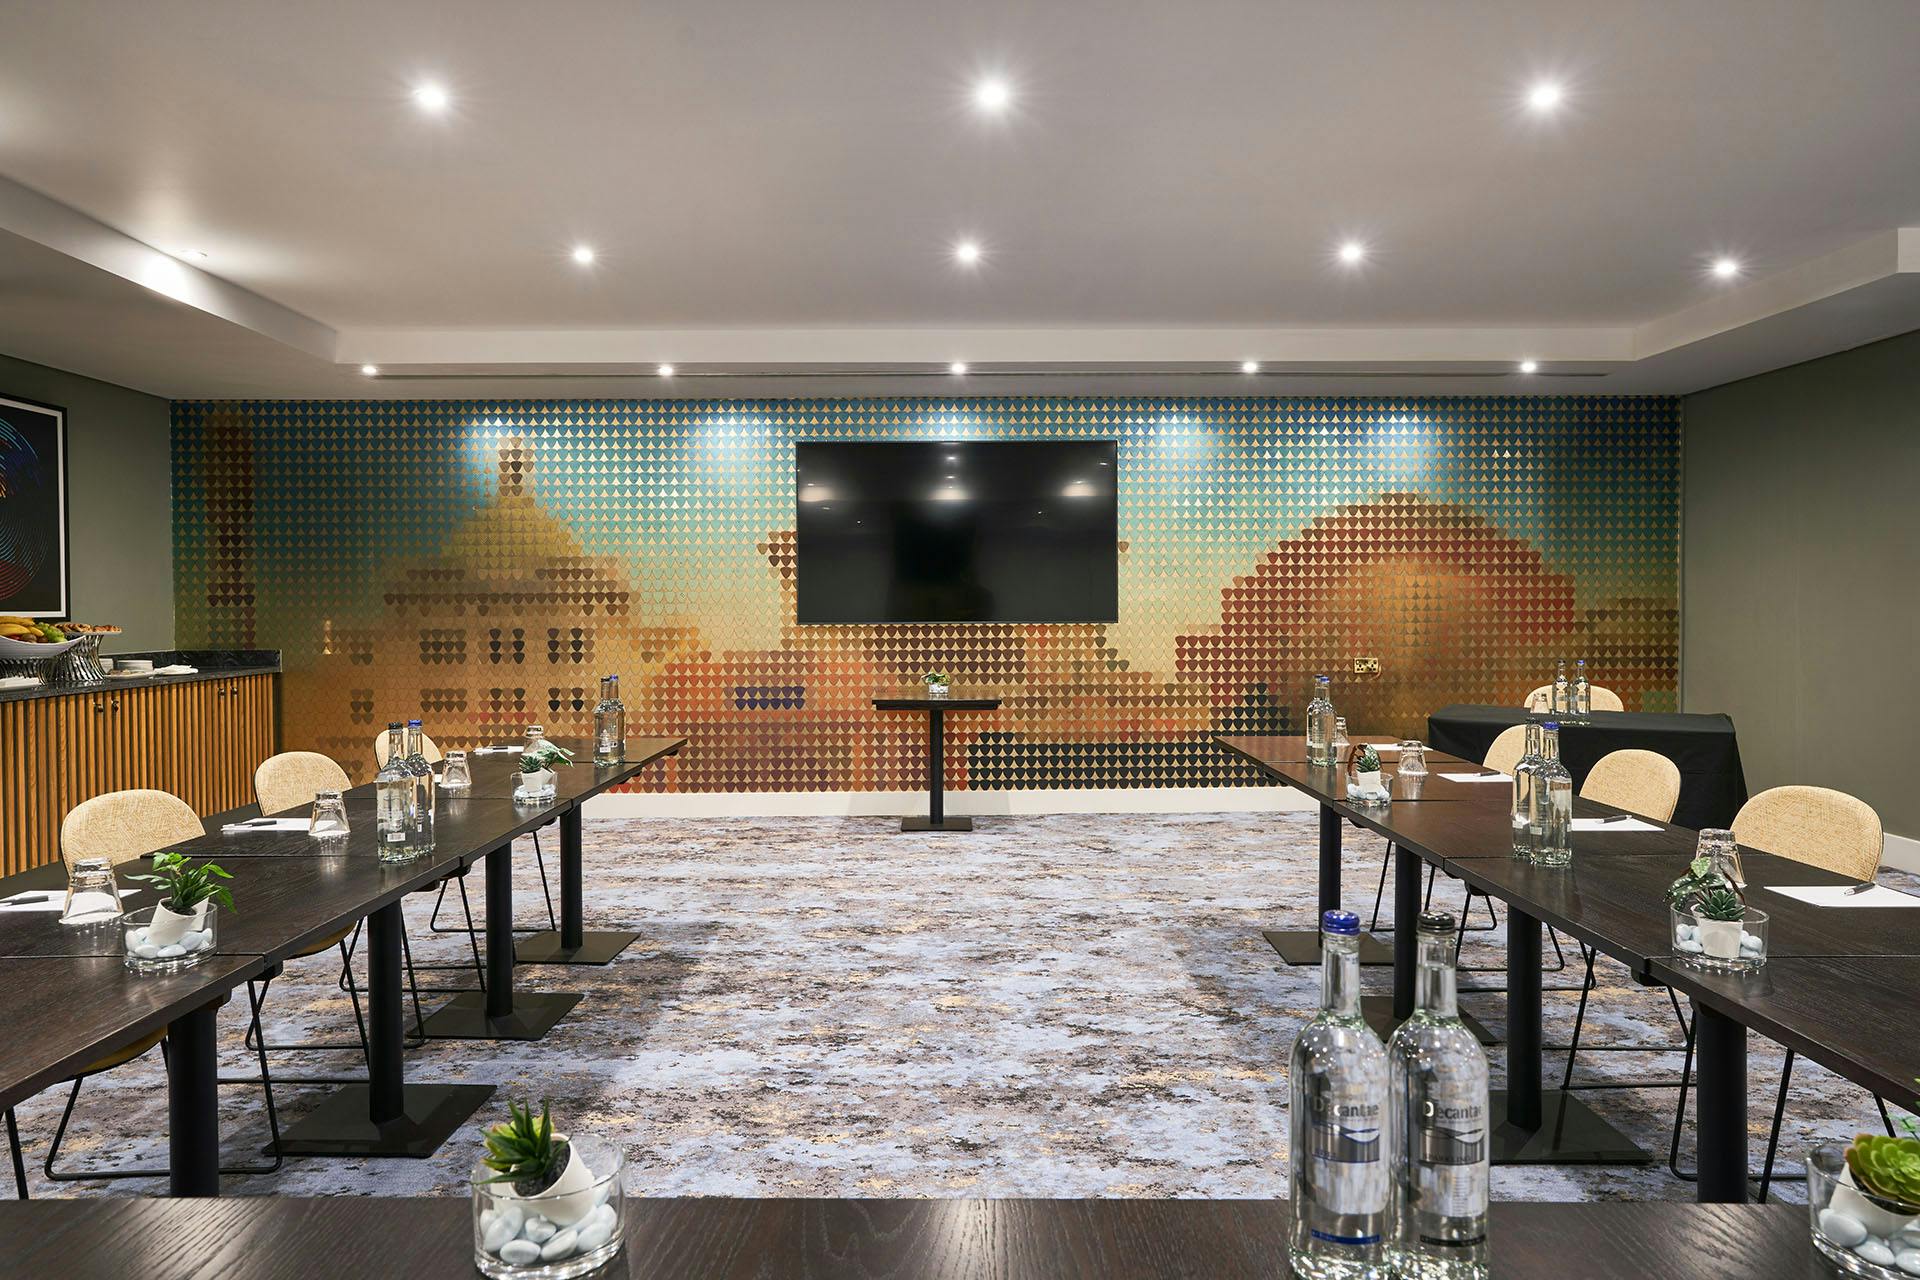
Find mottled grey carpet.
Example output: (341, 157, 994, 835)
(9, 812, 1911, 1202)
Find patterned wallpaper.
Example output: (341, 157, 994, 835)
(171, 396, 1680, 791)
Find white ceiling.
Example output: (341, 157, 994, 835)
(2, 0, 1918, 398)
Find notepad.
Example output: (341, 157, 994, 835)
(221, 817, 311, 833)
(1439, 772, 1510, 783)
(1572, 816, 1661, 833)
(0, 889, 136, 914)
(1764, 884, 1920, 909)
(473, 745, 524, 754)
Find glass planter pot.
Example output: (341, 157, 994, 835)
(925, 682, 950, 700)
(473, 1135, 625, 1279)
(1808, 1145, 1920, 1278)
(1669, 904, 1768, 972)
(122, 903, 218, 973)
(514, 767, 558, 805)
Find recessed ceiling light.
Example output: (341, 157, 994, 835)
(949, 361, 969, 375)
(972, 77, 1013, 114)
(1518, 360, 1538, 374)
(953, 239, 982, 266)
(411, 83, 450, 113)
(1711, 256, 1741, 279)
(1240, 360, 1260, 374)
(1337, 240, 1367, 266)
(1526, 81, 1564, 113)
(656, 363, 674, 377)
(571, 245, 596, 265)
(360, 364, 379, 377)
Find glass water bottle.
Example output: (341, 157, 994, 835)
(1387, 912, 1490, 1280)
(593, 674, 626, 766)
(404, 719, 436, 854)
(1509, 722, 1543, 859)
(1572, 659, 1591, 719)
(1550, 660, 1570, 715)
(376, 723, 419, 861)
(1306, 675, 1337, 767)
(1289, 909, 1390, 1280)
(1531, 723, 1573, 866)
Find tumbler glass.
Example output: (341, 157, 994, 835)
(1396, 741, 1428, 777)
(310, 790, 350, 842)
(61, 857, 123, 926)
(441, 749, 473, 791)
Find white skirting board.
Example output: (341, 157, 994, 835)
(582, 786, 1318, 821)
(587, 789, 1919, 871)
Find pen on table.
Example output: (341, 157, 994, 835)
(1841, 881, 1877, 897)
(2, 892, 59, 904)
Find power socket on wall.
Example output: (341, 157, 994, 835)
(1351, 657, 1380, 677)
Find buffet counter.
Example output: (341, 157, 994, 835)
(0, 650, 280, 874)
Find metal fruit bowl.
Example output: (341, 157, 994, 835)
(0, 633, 83, 659)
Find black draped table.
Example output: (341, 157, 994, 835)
(1428, 705, 1748, 829)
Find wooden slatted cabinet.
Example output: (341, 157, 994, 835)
(0, 673, 277, 875)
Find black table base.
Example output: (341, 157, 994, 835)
(1693, 1002, 1750, 1202)
(417, 991, 583, 1041)
(271, 1083, 494, 1158)
(1262, 929, 1393, 966)
(1489, 1089, 1649, 1165)
(514, 809, 639, 965)
(903, 814, 974, 832)
(166, 1002, 221, 1196)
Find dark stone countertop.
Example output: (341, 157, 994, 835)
(0, 650, 280, 704)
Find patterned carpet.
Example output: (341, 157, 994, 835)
(8, 812, 1911, 1201)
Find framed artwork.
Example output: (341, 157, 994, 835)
(0, 395, 69, 618)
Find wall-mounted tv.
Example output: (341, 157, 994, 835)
(795, 439, 1118, 625)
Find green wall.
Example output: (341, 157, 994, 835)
(0, 353, 174, 650)
(1684, 329, 1920, 842)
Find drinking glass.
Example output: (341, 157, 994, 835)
(1331, 716, 1350, 764)
(1396, 741, 1428, 776)
(441, 749, 473, 791)
(61, 857, 123, 926)
(310, 790, 350, 842)
(1696, 828, 1746, 892)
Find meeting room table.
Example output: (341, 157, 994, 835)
(1426, 704, 1748, 828)
(0, 735, 684, 1189)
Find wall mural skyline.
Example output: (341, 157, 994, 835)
(172, 396, 1681, 792)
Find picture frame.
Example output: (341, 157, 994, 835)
(0, 394, 70, 619)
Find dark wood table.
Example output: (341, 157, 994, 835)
(1211, 736, 1485, 968)
(1428, 704, 1749, 829)
(0, 1196, 1832, 1278)
(0, 956, 267, 1197)
(874, 696, 1001, 832)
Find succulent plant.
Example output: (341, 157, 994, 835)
(1846, 1134, 1920, 1211)
(1353, 745, 1381, 773)
(923, 671, 949, 686)
(480, 1099, 571, 1195)
(1695, 886, 1745, 922)
(519, 741, 574, 774)
(1666, 855, 1732, 909)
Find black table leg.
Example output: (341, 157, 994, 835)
(517, 806, 640, 965)
(1263, 802, 1392, 967)
(167, 1001, 220, 1196)
(421, 843, 581, 1040)
(1486, 907, 1647, 1165)
(1392, 846, 1421, 1020)
(273, 900, 493, 1156)
(1693, 1001, 1750, 1203)
(904, 705, 971, 831)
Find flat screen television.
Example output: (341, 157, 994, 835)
(795, 440, 1118, 624)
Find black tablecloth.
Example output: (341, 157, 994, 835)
(1426, 705, 1748, 830)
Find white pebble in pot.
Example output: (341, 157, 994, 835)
(157, 944, 185, 958)
(1895, 1249, 1920, 1277)
(521, 1215, 557, 1243)
(1820, 1210, 1868, 1248)
(481, 1215, 516, 1255)
(1858, 1240, 1897, 1267)
(539, 1228, 578, 1262)
(497, 1239, 540, 1266)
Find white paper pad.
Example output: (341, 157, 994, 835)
(221, 817, 311, 833)
(1439, 772, 1510, 783)
(1572, 816, 1661, 833)
(0, 889, 137, 914)
(473, 745, 523, 754)
(1763, 884, 1920, 909)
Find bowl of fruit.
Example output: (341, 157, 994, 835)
(0, 617, 83, 658)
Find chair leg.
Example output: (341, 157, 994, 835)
(458, 873, 486, 991)
(1423, 864, 1438, 910)
(533, 829, 557, 932)
(1757, 1050, 1796, 1202)
(1668, 989, 1698, 1182)
(5, 1108, 26, 1199)
(1561, 946, 1598, 1090)
(1369, 842, 1394, 932)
